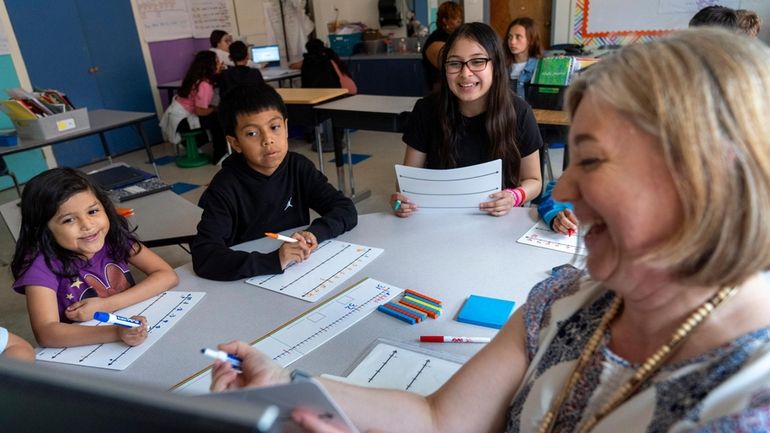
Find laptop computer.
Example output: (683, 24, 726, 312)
(251, 44, 294, 78)
(88, 165, 153, 191)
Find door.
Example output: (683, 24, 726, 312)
(5, 0, 161, 167)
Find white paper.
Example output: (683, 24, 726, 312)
(175, 278, 401, 394)
(342, 340, 466, 395)
(517, 220, 587, 256)
(35, 291, 205, 370)
(246, 240, 383, 302)
(395, 160, 502, 214)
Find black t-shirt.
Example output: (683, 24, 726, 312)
(402, 91, 543, 174)
(219, 65, 265, 98)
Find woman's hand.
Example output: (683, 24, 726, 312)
(390, 193, 417, 218)
(479, 191, 513, 217)
(118, 316, 148, 346)
(65, 297, 109, 322)
(552, 209, 579, 235)
(210, 340, 291, 391)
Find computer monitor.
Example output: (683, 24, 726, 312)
(251, 44, 281, 67)
(0, 359, 279, 433)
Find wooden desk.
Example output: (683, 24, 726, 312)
(29, 209, 572, 390)
(0, 190, 202, 248)
(274, 88, 349, 174)
(533, 109, 570, 126)
(0, 110, 161, 178)
(314, 95, 420, 200)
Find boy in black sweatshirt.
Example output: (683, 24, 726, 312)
(191, 84, 357, 281)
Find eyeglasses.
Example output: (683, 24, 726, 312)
(445, 58, 491, 74)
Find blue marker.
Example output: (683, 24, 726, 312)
(201, 348, 242, 369)
(93, 312, 142, 328)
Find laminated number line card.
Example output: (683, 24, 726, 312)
(35, 291, 205, 370)
(246, 240, 383, 302)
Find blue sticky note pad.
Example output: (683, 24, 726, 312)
(456, 295, 515, 329)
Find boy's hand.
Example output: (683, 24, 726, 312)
(65, 297, 109, 322)
(118, 316, 148, 346)
(552, 209, 579, 235)
(293, 230, 318, 252)
(278, 241, 313, 269)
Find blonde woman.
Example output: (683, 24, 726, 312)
(209, 28, 770, 433)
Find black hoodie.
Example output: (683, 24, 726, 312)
(191, 152, 357, 281)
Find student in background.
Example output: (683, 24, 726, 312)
(299, 37, 356, 167)
(173, 50, 228, 164)
(422, 2, 463, 92)
(689, 5, 738, 30)
(736, 9, 762, 37)
(393, 22, 542, 218)
(219, 41, 265, 97)
(505, 17, 543, 98)
(11, 168, 178, 348)
(209, 29, 234, 68)
(0, 327, 34, 361)
(191, 85, 357, 281)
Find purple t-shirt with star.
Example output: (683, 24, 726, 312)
(13, 246, 135, 323)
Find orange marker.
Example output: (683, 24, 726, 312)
(265, 232, 298, 243)
(116, 207, 134, 218)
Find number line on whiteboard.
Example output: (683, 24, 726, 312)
(407, 359, 431, 391)
(272, 287, 392, 362)
(253, 241, 346, 288)
(369, 350, 398, 383)
(300, 248, 377, 299)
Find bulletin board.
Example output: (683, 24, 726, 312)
(136, 0, 237, 42)
(571, 0, 770, 47)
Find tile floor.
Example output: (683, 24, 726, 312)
(0, 131, 563, 347)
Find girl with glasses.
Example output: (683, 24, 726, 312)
(392, 22, 543, 217)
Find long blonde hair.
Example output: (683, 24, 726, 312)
(567, 28, 770, 287)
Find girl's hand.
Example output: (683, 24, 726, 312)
(278, 240, 313, 269)
(65, 297, 109, 322)
(390, 193, 416, 218)
(118, 316, 148, 346)
(210, 340, 291, 391)
(294, 231, 318, 252)
(479, 191, 513, 217)
(552, 209, 579, 235)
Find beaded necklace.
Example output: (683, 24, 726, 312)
(537, 286, 738, 433)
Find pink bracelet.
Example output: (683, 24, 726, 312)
(504, 187, 527, 207)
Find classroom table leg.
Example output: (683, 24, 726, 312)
(314, 123, 325, 175)
(344, 129, 370, 203)
(98, 131, 113, 165)
(133, 122, 161, 179)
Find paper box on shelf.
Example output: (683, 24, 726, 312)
(12, 108, 89, 141)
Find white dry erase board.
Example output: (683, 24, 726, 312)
(395, 159, 502, 214)
(136, 0, 236, 42)
(199, 379, 359, 433)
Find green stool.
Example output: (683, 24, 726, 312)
(176, 130, 210, 168)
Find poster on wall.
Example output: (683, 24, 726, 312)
(190, 0, 237, 38)
(136, 0, 236, 42)
(137, 0, 193, 42)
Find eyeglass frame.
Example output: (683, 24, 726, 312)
(444, 57, 491, 74)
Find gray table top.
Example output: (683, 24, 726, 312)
(314, 94, 419, 114)
(31, 209, 575, 390)
(0, 189, 201, 245)
(0, 109, 156, 157)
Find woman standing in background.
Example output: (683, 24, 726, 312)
(422, 2, 463, 92)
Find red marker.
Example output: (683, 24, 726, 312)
(420, 336, 490, 343)
(567, 228, 575, 237)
